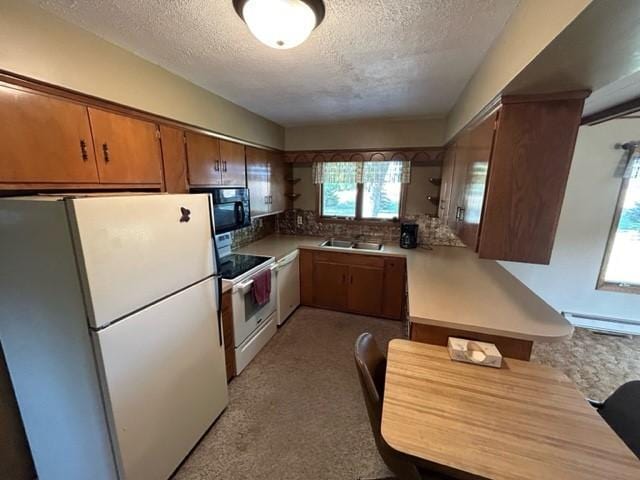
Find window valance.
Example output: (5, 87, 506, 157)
(312, 160, 411, 184)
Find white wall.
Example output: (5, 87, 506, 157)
(501, 118, 640, 323)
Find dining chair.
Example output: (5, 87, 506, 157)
(589, 380, 640, 458)
(354, 333, 462, 480)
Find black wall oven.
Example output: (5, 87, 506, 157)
(193, 188, 251, 234)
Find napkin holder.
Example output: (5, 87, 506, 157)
(447, 337, 502, 368)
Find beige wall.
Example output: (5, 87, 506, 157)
(285, 118, 445, 151)
(445, 0, 592, 141)
(0, 0, 284, 149)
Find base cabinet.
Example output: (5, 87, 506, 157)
(312, 261, 349, 310)
(300, 250, 405, 320)
(347, 265, 384, 316)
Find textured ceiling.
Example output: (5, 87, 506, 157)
(36, 0, 519, 127)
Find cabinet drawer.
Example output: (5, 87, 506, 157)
(312, 251, 385, 268)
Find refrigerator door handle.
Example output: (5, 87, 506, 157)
(216, 275, 223, 347)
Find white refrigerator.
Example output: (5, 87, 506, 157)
(0, 194, 228, 480)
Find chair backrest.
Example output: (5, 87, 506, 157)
(354, 333, 422, 480)
(598, 380, 640, 458)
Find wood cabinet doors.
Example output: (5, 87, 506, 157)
(185, 132, 221, 186)
(269, 150, 287, 213)
(219, 140, 246, 187)
(0, 84, 99, 184)
(312, 260, 349, 310)
(246, 146, 270, 217)
(300, 250, 405, 320)
(347, 265, 384, 316)
(88, 108, 162, 184)
(159, 126, 188, 193)
(458, 112, 497, 249)
(477, 97, 585, 264)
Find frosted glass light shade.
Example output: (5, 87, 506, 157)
(241, 0, 319, 49)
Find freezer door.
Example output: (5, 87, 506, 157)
(68, 194, 215, 328)
(93, 277, 227, 480)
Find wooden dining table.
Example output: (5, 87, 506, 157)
(381, 339, 640, 480)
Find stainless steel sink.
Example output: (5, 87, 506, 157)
(352, 242, 383, 251)
(319, 239, 384, 251)
(320, 239, 354, 248)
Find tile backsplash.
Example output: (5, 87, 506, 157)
(229, 215, 276, 249)
(276, 209, 464, 247)
(228, 209, 464, 249)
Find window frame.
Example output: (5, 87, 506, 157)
(318, 182, 407, 222)
(597, 176, 640, 294)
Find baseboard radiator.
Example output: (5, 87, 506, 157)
(563, 312, 640, 336)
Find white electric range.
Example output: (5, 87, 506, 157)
(216, 232, 277, 374)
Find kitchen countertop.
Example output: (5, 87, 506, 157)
(235, 234, 573, 343)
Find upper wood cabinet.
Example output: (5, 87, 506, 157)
(246, 146, 288, 217)
(269, 150, 287, 213)
(185, 132, 221, 186)
(246, 146, 270, 217)
(88, 108, 162, 184)
(159, 126, 188, 193)
(219, 140, 246, 187)
(440, 92, 588, 264)
(0, 84, 99, 184)
(185, 134, 247, 187)
(478, 95, 585, 263)
(458, 112, 497, 249)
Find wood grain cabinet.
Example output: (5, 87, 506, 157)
(185, 132, 222, 186)
(159, 125, 188, 193)
(440, 92, 588, 264)
(312, 260, 349, 310)
(246, 147, 288, 218)
(185, 134, 247, 188)
(0, 84, 100, 185)
(300, 250, 406, 320)
(88, 107, 163, 184)
(219, 139, 246, 187)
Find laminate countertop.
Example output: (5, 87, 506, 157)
(236, 234, 573, 343)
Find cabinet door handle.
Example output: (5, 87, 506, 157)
(223, 160, 227, 172)
(80, 140, 88, 161)
(214, 160, 220, 172)
(102, 143, 110, 163)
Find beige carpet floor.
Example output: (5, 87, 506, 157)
(531, 328, 640, 400)
(173, 307, 640, 479)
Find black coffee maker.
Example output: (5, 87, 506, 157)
(400, 223, 418, 249)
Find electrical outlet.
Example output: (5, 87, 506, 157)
(297, 215, 303, 225)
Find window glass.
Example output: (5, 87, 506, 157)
(321, 183, 357, 217)
(602, 176, 640, 287)
(362, 182, 401, 219)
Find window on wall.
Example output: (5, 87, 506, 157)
(314, 161, 410, 220)
(599, 146, 640, 292)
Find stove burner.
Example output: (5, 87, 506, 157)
(219, 254, 271, 280)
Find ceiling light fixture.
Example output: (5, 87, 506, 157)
(233, 0, 325, 50)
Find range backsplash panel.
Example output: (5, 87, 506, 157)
(276, 209, 464, 247)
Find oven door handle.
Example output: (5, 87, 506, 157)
(234, 201, 246, 226)
(234, 279, 254, 295)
